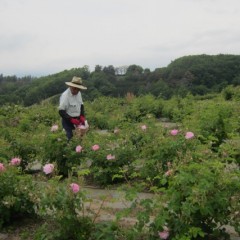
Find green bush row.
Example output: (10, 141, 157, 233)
(0, 93, 240, 239)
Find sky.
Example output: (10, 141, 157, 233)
(0, 0, 240, 77)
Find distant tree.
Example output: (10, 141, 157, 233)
(103, 65, 115, 75)
(191, 85, 210, 96)
(24, 87, 42, 106)
(181, 71, 195, 86)
(232, 74, 240, 86)
(126, 65, 143, 75)
(1, 54, 240, 106)
(90, 71, 116, 96)
(148, 79, 172, 99)
(143, 68, 151, 74)
(0, 74, 3, 84)
(94, 65, 102, 72)
(115, 65, 128, 75)
(124, 65, 144, 85)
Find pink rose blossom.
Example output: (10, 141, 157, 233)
(78, 125, 87, 129)
(76, 145, 83, 153)
(165, 169, 173, 176)
(141, 125, 147, 131)
(106, 154, 115, 160)
(10, 157, 21, 166)
(92, 144, 100, 151)
(0, 163, 5, 172)
(185, 131, 194, 139)
(43, 163, 54, 174)
(51, 124, 58, 132)
(158, 230, 169, 239)
(70, 183, 80, 193)
(170, 129, 179, 136)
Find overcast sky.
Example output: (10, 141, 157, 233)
(1, 0, 240, 77)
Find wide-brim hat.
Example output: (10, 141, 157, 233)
(65, 76, 87, 90)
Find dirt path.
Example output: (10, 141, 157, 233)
(1, 186, 240, 240)
(83, 187, 240, 239)
(82, 186, 153, 225)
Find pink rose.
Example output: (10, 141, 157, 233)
(77, 125, 87, 129)
(51, 124, 58, 132)
(0, 163, 6, 172)
(76, 145, 83, 153)
(170, 129, 179, 136)
(158, 230, 169, 239)
(92, 144, 100, 151)
(165, 169, 173, 176)
(106, 154, 115, 160)
(141, 125, 147, 131)
(43, 163, 54, 174)
(70, 183, 80, 193)
(185, 131, 194, 139)
(10, 157, 21, 166)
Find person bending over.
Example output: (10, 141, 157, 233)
(58, 76, 87, 140)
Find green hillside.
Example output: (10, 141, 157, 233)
(1, 54, 240, 106)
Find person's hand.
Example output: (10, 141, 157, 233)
(70, 118, 81, 125)
(79, 115, 85, 125)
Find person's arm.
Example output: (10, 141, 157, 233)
(79, 104, 85, 125)
(59, 109, 71, 119)
(59, 110, 81, 125)
(80, 104, 84, 116)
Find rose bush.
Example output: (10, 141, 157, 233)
(1, 94, 240, 239)
(0, 160, 36, 229)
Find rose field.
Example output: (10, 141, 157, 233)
(0, 90, 240, 240)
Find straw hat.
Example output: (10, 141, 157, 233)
(65, 76, 87, 90)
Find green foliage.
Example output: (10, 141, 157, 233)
(223, 85, 240, 101)
(0, 67, 90, 106)
(34, 178, 93, 240)
(90, 222, 123, 240)
(124, 94, 164, 121)
(78, 129, 138, 186)
(165, 54, 240, 90)
(148, 159, 240, 239)
(219, 138, 240, 165)
(148, 79, 173, 99)
(1, 54, 240, 106)
(0, 165, 36, 229)
(161, 95, 195, 121)
(9, 137, 38, 169)
(85, 96, 125, 129)
(90, 71, 116, 96)
(182, 98, 236, 150)
(41, 130, 69, 175)
(1, 93, 240, 239)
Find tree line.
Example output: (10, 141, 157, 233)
(1, 54, 240, 106)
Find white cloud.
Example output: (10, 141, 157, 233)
(0, 0, 240, 76)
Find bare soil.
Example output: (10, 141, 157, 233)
(1, 187, 240, 240)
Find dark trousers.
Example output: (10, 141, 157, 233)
(62, 118, 75, 140)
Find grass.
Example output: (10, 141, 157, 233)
(1, 216, 43, 240)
